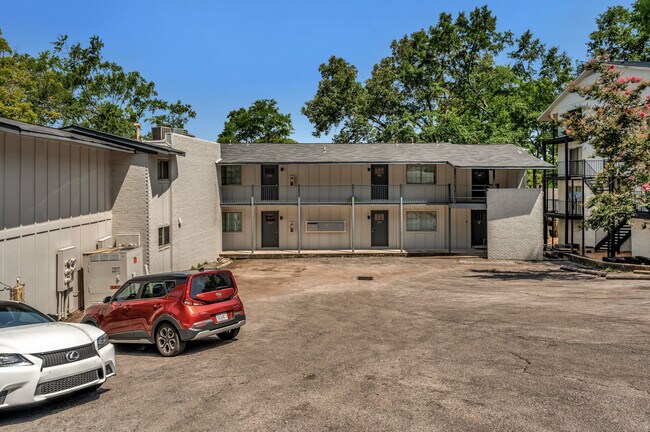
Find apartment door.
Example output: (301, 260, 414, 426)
(261, 165, 279, 201)
(471, 210, 487, 248)
(261, 211, 279, 248)
(471, 169, 489, 199)
(371, 210, 389, 247)
(371, 164, 389, 200)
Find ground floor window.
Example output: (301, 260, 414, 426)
(158, 225, 170, 247)
(406, 211, 437, 231)
(223, 212, 243, 232)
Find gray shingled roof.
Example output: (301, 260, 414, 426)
(219, 143, 552, 169)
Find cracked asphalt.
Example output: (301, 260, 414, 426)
(1, 257, 649, 431)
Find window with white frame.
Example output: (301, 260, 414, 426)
(406, 211, 437, 231)
(157, 159, 170, 180)
(222, 212, 243, 232)
(158, 225, 170, 246)
(221, 166, 242, 185)
(406, 165, 436, 184)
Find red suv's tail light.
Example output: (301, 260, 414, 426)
(183, 299, 205, 306)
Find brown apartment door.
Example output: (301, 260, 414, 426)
(371, 165, 389, 200)
(371, 211, 389, 247)
(261, 211, 279, 248)
(261, 165, 279, 201)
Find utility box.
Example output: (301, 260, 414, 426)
(82, 246, 143, 308)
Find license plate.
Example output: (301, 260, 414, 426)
(215, 313, 229, 323)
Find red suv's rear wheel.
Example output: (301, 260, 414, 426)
(156, 323, 186, 357)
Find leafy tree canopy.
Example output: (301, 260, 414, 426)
(217, 99, 296, 143)
(563, 61, 650, 232)
(302, 5, 573, 159)
(0, 29, 195, 138)
(587, 0, 650, 62)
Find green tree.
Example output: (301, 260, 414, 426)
(587, 0, 650, 61)
(217, 99, 296, 143)
(302, 6, 573, 164)
(563, 61, 650, 239)
(0, 29, 195, 138)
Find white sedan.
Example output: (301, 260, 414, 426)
(0, 300, 116, 410)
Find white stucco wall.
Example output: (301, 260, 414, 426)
(487, 189, 543, 260)
(167, 134, 221, 269)
(631, 219, 650, 257)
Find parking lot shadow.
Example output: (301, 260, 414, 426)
(113, 336, 236, 358)
(466, 268, 594, 281)
(0, 387, 110, 426)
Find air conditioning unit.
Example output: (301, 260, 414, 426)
(151, 126, 173, 140)
(114, 233, 140, 248)
(96, 236, 114, 249)
(82, 246, 143, 308)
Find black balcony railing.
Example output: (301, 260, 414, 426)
(637, 191, 649, 216)
(546, 198, 583, 217)
(554, 159, 605, 178)
(221, 184, 456, 205)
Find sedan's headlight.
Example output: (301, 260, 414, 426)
(95, 334, 109, 351)
(0, 354, 33, 367)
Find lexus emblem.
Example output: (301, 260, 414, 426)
(66, 350, 80, 362)
(216, 292, 222, 297)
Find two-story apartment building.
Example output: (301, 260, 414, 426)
(218, 143, 550, 259)
(539, 61, 650, 257)
(0, 118, 221, 316)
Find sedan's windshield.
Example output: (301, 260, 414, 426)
(0, 303, 52, 328)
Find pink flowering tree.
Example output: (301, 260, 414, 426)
(563, 61, 650, 235)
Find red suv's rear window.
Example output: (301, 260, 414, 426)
(190, 273, 234, 300)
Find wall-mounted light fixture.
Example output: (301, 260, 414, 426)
(289, 175, 295, 187)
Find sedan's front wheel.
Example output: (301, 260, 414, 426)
(156, 323, 186, 357)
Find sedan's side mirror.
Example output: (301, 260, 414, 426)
(103, 296, 112, 304)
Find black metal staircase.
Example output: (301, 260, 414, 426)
(594, 220, 631, 253)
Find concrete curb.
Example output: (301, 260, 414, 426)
(559, 265, 606, 277)
(605, 273, 650, 280)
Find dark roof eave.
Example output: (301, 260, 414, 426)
(0, 123, 134, 154)
(61, 125, 185, 156)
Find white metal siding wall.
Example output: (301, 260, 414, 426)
(0, 131, 113, 314)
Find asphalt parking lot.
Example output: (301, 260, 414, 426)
(1, 257, 649, 431)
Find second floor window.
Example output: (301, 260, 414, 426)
(157, 160, 170, 180)
(407, 165, 436, 184)
(222, 166, 242, 185)
(158, 225, 170, 247)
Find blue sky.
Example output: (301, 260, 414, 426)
(0, 0, 633, 142)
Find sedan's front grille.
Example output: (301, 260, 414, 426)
(32, 343, 97, 368)
(35, 369, 100, 396)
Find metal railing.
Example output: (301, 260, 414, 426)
(555, 159, 605, 178)
(221, 184, 452, 205)
(636, 191, 649, 216)
(453, 185, 489, 203)
(546, 198, 584, 216)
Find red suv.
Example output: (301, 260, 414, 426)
(82, 270, 246, 356)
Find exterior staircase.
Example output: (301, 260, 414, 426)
(594, 220, 631, 253)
